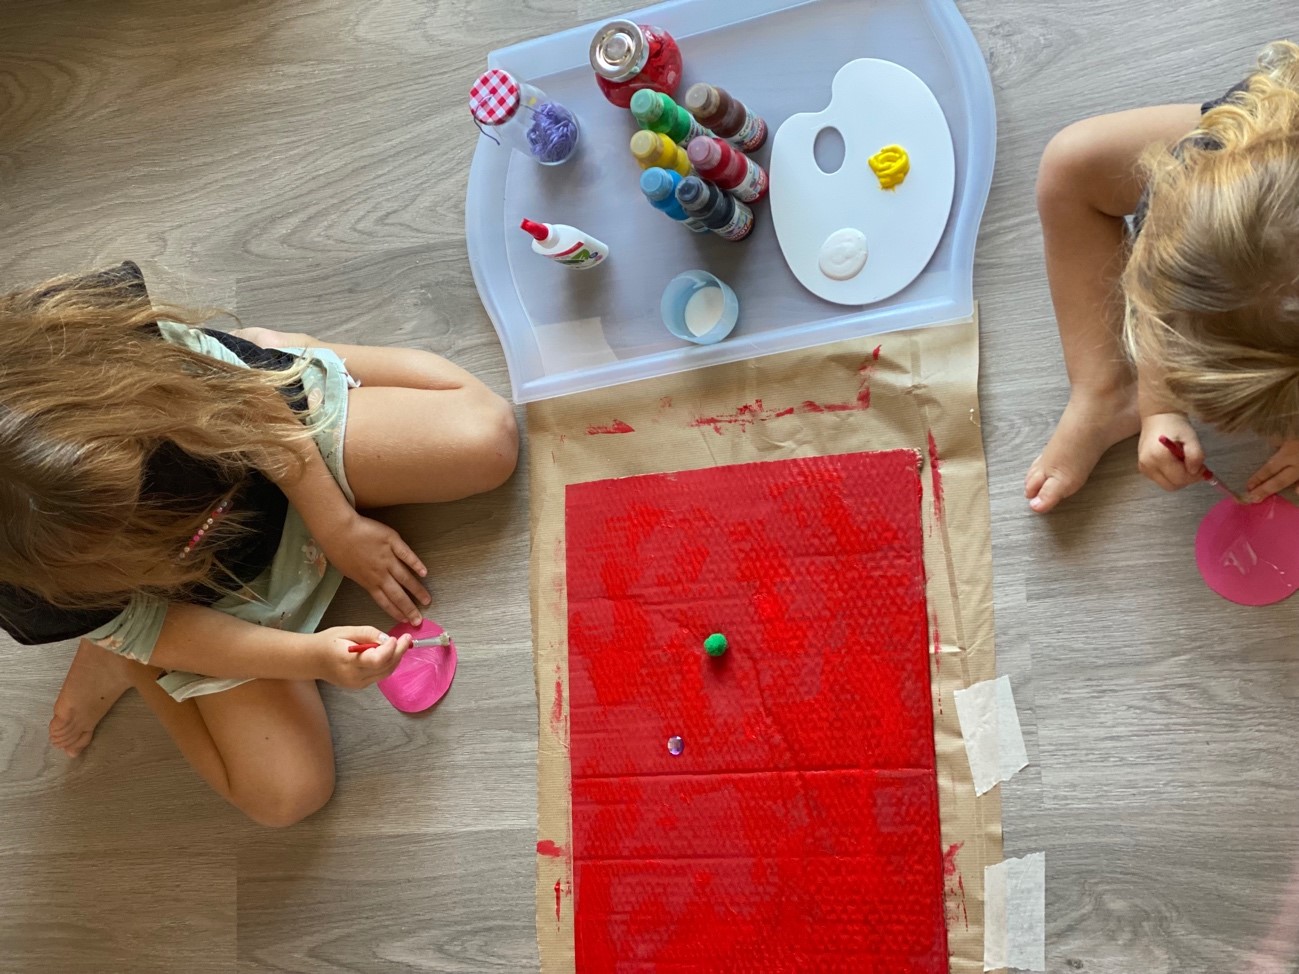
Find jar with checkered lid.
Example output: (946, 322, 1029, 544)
(469, 68, 580, 166)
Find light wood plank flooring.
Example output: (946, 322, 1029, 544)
(0, 1, 1294, 970)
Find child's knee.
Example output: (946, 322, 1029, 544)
(467, 391, 519, 492)
(240, 766, 335, 828)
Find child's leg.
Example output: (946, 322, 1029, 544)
(1025, 104, 1202, 513)
(231, 331, 520, 506)
(51, 640, 334, 827)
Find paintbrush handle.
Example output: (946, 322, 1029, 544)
(347, 633, 451, 654)
(1158, 435, 1243, 501)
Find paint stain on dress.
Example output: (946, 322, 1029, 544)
(927, 429, 945, 521)
(537, 840, 566, 859)
(587, 420, 635, 435)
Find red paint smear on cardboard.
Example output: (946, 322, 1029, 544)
(554, 878, 571, 921)
(690, 399, 794, 434)
(942, 843, 970, 931)
(690, 351, 882, 432)
(550, 668, 565, 737)
(537, 840, 566, 859)
(564, 451, 947, 971)
(927, 430, 945, 521)
(942, 842, 964, 876)
(587, 420, 635, 435)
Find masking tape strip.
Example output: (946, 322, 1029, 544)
(953, 675, 1028, 796)
(984, 852, 1046, 972)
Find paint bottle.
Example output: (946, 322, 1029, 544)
(589, 20, 683, 109)
(640, 168, 708, 233)
(684, 83, 768, 153)
(674, 176, 755, 242)
(687, 137, 769, 203)
(520, 219, 609, 269)
(630, 89, 712, 147)
(630, 130, 692, 178)
(468, 69, 580, 166)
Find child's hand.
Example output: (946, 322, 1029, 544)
(316, 626, 412, 689)
(1138, 413, 1204, 491)
(319, 513, 431, 626)
(1246, 439, 1299, 502)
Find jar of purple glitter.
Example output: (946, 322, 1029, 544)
(469, 68, 580, 166)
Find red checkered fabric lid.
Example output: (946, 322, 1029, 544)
(469, 69, 520, 125)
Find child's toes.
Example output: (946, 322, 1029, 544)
(1029, 475, 1067, 514)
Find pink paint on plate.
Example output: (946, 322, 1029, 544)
(1195, 495, 1299, 605)
(377, 619, 458, 713)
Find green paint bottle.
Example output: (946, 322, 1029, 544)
(631, 89, 713, 147)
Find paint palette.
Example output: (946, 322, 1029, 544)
(768, 59, 956, 305)
(376, 619, 458, 713)
(1195, 495, 1299, 606)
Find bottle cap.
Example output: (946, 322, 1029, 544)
(469, 69, 521, 125)
(687, 137, 722, 170)
(520, 219, 551, 242)
(684, 83, 719, 117)
(630, 88, 663, 125)
(675, 176, 705, 208)
(590, 20, 649, 82)
(639, 167, 677, 201)
(630, 129, 663, 163)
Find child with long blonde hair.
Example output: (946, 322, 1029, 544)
(2, 263, 518, 825)
(1026, 40, 1299, 512)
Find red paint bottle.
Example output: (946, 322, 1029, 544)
(686, 137, 769, 203)
(589, 20, 683, 109)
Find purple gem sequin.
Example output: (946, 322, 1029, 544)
(667, 735, 684, 756)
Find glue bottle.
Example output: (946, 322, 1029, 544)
(640, 168, 708, 233)
(686, 136, 769, 203)
(520, 220, 609, 269)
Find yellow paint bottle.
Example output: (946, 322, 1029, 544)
(631, 130, 692, 177)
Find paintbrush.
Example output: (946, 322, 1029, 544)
(347, 633, 452, 654)
(1158, 435, 1245, 502)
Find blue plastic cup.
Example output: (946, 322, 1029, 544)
(660, 270, 739, 345)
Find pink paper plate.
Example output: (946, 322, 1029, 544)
(376, 619, 458, 713)
(1195, 495, 1299, 606)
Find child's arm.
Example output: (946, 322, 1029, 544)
(148, 602, 409, 688)
(264, 397, 430, 627)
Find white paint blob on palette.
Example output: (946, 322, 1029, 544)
(769, 59, 956, 306)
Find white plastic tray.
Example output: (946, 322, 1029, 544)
(466, 0, 996, 403)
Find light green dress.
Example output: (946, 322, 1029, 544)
(84, 322, 356, 701)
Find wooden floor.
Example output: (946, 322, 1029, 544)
(0, 1, 1295, 971)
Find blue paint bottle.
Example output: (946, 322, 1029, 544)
(640, 168, 708, 233)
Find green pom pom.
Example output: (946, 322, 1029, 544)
(704, 633, 728, 657)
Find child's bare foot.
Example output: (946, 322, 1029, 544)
(49, 642, 135, 758)
(1025, 387, 1141, 513)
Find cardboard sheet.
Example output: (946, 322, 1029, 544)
(529, 313, 1002, 973)
(565, 452, 946, 970)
